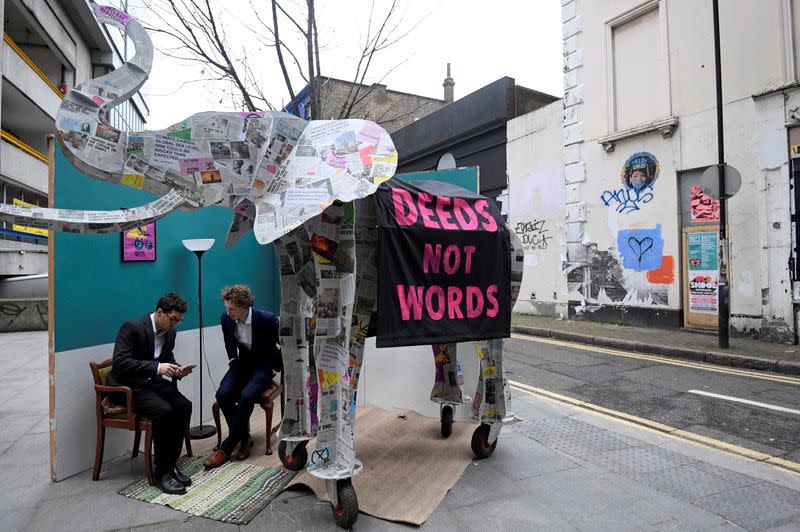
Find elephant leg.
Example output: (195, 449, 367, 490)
(276, 228, 318, 440)
(430, 343, 463, 405)
(472, 339, 508, 430)
(306, 202, 362, 478)
(469, 226, 526, 443)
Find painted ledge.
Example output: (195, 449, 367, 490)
(597, 116, 679, 153)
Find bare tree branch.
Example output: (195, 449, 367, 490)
(141, 0, 425, 121)
(272, 0, 299, 116)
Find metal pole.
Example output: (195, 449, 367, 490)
(190, 250, 215, 438)
(712, 0, 729, 348)
(198, 254, 203, 426)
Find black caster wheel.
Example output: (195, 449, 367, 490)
(440, 405, 454, 438)
(470, 423, 497, 459)
(332, 478, 359, 529)
(278, 440, 308, 471)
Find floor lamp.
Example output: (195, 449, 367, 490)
(182, 238, 217, 439)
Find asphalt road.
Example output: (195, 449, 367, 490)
(504, 333, 800, 463)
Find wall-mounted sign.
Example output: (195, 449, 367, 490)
(121, 222, 156, 262)
(687, 231, 718, 314)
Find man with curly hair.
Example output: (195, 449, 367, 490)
(204, 285, 281, 468)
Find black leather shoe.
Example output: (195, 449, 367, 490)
(156, 473, 186, 495)
(171, 467, 192, 486)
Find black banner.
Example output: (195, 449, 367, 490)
(375, 179, 511, 347)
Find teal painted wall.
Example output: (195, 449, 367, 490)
(53, 142, 279, 352)
(398, 167, 479, 193)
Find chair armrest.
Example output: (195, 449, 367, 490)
(95, 384, 136, 417)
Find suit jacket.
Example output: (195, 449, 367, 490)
(108, 314, 177, 388)
(221, 308, 281, 372)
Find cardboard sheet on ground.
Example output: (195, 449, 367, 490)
(192, 405, 473, 525)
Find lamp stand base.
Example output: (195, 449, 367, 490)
(189, 424, 217, 440)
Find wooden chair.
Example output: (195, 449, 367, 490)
(212, 372, 285, 455)
(90, 359, 193, 485)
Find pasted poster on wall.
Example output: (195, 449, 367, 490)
(121, 222, 156, 262)
(689, 185, 720, 223)
(600, 152, 660, 214)
(687, 231, 718, 314)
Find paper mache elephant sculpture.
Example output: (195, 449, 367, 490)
(0, 4, 524, 528)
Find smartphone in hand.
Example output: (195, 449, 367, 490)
(179, 364, 197, 376)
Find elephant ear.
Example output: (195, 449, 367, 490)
(225, 199, 256, 248)
(251, 119, 397, 245)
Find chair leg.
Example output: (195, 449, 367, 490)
(212, 402, 222, 451)
(264, 401, 274, 455)
(132, 428, 141, 458)
(184, 425, 193, 457)
(92, 425, 105, 481)
(144, 426, 155, 486)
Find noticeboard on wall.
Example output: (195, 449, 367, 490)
(682, 227, 720, 329)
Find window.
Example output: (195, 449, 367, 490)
(606, 1, 671, 132)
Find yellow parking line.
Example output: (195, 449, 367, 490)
(509, 379, 800, 476)
(510, 333, 800, 385)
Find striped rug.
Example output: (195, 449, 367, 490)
(118, 455, 295, 524)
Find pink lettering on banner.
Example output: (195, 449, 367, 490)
(392, 188, 418, 226)
(92, 96, 106, 106)
(426, 286, 445, 321)
(466, 286, 484, 318)
(423, 244, 442, 273)
(475, 200, 498, 232)
(486, 285, 499, 317)
(395, 285, 500, 321)
(397, 285, 424, 320)
(443, 245, 460, 274)
(464, 245, 476, 274)
(447, 287, 464, 319)
(436, 195, 458, 230)
(453, 198, 479, 230)
(418, 192, 438, 228)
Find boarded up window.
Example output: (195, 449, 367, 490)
(612, 7, 664, 130)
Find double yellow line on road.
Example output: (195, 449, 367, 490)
(511, 333, 800, 385)
(508, 333, 800, 475)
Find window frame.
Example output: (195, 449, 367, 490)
(605, 0, 672, 134)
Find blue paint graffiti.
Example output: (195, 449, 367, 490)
(617, 224, 664, 271)
(601, 152, 660, 214)
(601, 185, 654, 214)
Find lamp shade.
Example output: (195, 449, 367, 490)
(182, 238, 215, 252)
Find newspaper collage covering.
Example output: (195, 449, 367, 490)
(274, 199, 379, 478)
(0, 3, 398, 248)
(430, 343, 465, 405)
(469, 230, 524, 424)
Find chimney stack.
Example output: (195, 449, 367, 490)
(443, 63, 454, 103)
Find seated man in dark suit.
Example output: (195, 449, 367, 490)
(204, 285, 281, 468)
(108, 292, 194, 494)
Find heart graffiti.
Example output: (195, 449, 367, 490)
(628, 236, 654, 264)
